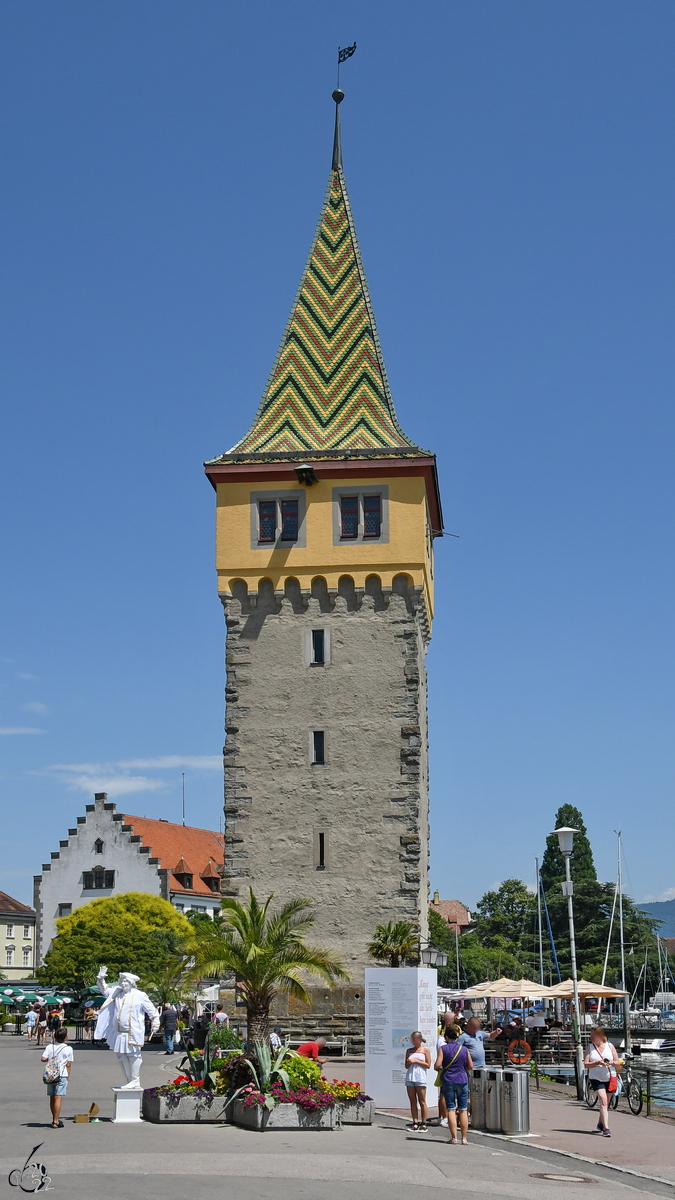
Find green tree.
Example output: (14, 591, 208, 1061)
(439, 932, 524, 988)
(472, 879, 536, 950)
(142, 954, 196, 1007)
(428, 908, 453, 955)
(540, 804, 597, 892)
(367, 920, 419, 968)
(38, 892, 192, 988)
(191, 889, 348, 1041)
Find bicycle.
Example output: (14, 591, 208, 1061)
(584, 1055, 642, 1116)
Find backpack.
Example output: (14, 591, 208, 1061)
(43, 1048, 64, 1085)
(48, 1013, 61, 1031)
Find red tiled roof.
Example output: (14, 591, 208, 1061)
(120, 815, 224, 899)
(0, 891, 35, 917)
(662, 938, 675, 956)
(430, 898, 472, 928)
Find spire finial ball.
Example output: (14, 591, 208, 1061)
(332, 89, 345, 104)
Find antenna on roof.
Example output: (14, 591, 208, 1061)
(182, 773, 185, 826)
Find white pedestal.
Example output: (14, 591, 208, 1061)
(365, 967, 438, 1108)
(112, 1086, 143, 1122)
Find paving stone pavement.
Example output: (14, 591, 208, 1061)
(0, 1036, 671, 1200)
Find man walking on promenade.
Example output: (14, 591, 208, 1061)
(159, 1004, 177, 1055)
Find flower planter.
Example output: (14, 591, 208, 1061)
(142, 1091, 231, 1123)
(340, 1099, 374, 1125)
(232, 1098, 339, 1131)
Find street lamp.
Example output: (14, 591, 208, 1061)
(552, 825, 584, 1100)
(419, 943, 449, 969)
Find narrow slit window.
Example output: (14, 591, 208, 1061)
(94, 838, 104, 854)
(280, 498, 299, 541)
(258, 500, 277, 543)
(318, 832, 325, 870)
(311, 629, 325, 664)
(363, 495, 382, 537)
(340, 495, 359, 538)
(312, 730, 325, 764)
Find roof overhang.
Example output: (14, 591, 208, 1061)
(205, 453, 444, 538)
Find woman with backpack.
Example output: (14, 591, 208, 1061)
(41, 1028, 73, 1128)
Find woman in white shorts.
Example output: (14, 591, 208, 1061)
(404, 1031, 431, 1131)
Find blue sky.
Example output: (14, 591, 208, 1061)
(1, 1, 673, 910)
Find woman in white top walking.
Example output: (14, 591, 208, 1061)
(583, 1026, 620, 1137)
(404, 1031, 431, 1132)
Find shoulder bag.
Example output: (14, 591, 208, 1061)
(434, 1043, 462, 1089)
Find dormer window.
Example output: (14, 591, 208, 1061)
(94, 839, 104, 854)
(176, 874, 193, 889)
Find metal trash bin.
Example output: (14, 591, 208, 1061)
(469, 1069, 486, 1129)
(501, 1069, 530, 1135)
(485, 1067, 503, 1132)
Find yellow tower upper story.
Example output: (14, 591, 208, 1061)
(205, 90, 442, 628)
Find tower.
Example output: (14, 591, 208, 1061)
(205, 91, 442, 1029)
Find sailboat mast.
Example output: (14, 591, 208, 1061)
(536, 856, 544, 986)
(616, 830, 626, 991)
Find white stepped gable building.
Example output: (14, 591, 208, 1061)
(34, 792, 224, 964)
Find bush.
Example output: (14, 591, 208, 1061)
(209, 1023, 245, 1051)
(283, 1054, 322, 1089)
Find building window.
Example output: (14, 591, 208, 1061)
(311, 730, 325, 764)
(333, 486, 388, 545)
(193, 906, 206, 913)
(280, 498, 299, 541)
(208, 878, 221, 892)
(94, 839, 104, 854)
(175, 873, 193, 889)
(340, 495, 359, 538)
(23, 925, 30, 939)
(258, 500, 277, 542)
(314, 828, 328, 870)
(58, 904, 72, 919)
(311, 629, 325, 664)
(175, 904, 184, 912)
(363, 494, 382, 537)
(23, 947, 30, 968)
(6, 948, 14, 967)
(6, 923, 13, 938)
(83, 870, 114, 890)
(251, 490, 306, 549)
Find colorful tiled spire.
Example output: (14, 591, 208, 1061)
(228, 92, 421, 458)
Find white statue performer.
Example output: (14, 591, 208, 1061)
(95, 966, 159, 1089)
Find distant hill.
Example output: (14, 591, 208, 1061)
(638, 898, 675, 938)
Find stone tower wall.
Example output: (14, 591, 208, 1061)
(221, 577, 430, 1000)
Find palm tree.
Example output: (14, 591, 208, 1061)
(191, 889, 348, 1041)
(142, 955, 195, 1008)
(367, 920, 419, 967)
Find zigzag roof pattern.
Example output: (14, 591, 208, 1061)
(226, 164, 422, 458)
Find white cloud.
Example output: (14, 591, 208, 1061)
(21, 702, 49, 715)
(66, 774, 165, 798)
(44, 753, 221, 799)
(117, 755, 222, 771)
(16, 672, 39, 681)
(639, 887, 675, 904)
(0, 726, 45, 735)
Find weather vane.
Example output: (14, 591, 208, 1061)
(337, 42, 356, 89)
